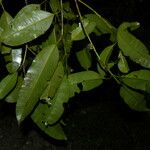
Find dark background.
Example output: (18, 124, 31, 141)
(1, 0, 150, 150)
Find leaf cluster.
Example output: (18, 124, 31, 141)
(0, 0, 150, 140)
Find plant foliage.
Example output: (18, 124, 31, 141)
(0, 0, 150, 140)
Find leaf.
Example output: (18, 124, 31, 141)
(0, 11, 13, 31)
(40, 62, 64, 100)
(85, 14, 116, 41)
(31, 103, 67, 140)
(118, 51, 129, 73)
(0, 73, 18, 100)
(1, 45, 11, 54)
(2, 4, 54, 46)
(5, 76, 23, 103)
(121, 70, 150, 93)
(97, 63, 106, 78)
(99, 44, 115, 68)
(71, 19, 96, 41)
(6, 48, 22, 73)
(16, 45, 59, 123)
(49, 0, 60, 13)
(76, 48, 92, 70)
(68, 71, 103, 91)
(42, 27, 57, 48)
(35, 76, 70, 125)
(120, 86, 149, 111)
(117, 22, 150, 68)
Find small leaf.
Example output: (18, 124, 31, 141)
(117, 22, 150, 68)
(68, 71, 103, 91)
(71, 19, 96, 41)
(0, 11, 13, 31)
(31, 103, 67, 140)
(49, 0, 60, 13)
(16, 45, 59, 123)
(97, 63, 106, 78)
(76, 48, 92, 70)
(0, 73, 18, 100)
(120, 86, 149, 111)
(118, 51, 129, 73)
(6, 48, 22, 73)
(85, 14, 116, 41)
(2, 4, 54, 46)
(99, 44, 115, 68)
(121, 70, 150, 93)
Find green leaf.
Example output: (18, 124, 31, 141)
(71, 19, 96, 41)
(68, 71, 103, 91)
(117, 22, 150, 68)
(39, 76, 70, 125)
(118, 51, 129, 73)
(6, 48, 22, 73)
(49, 0, 60, 13)
(5, 76, 23, 103)
(85, 14, 116, 41)
(16, 45, 59, 123)
(40, 62, 64, 100)
(31, 103, 67, 140)
(120, 86, 149, 111)
(42, 27, 57, 48)
(99, 44, 115, 68)
(121, 70, 150, 93)
(0, 11, 13, 31)
(1, 45, 11, 54)
(0, 73, 18, 100)
(76, 48, 92, 70)
(2, 4, 54, 46)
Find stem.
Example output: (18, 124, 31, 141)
(0, 1, 5, 11)
(25, 0, 28, 5)
(74, 0, 120, 84)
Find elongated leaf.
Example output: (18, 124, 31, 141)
(71, 19, 96, 41)
(118, 51, 129, 73)
(2, 4, 54, 46)
(99, 44, 115, 68)
(40, 62, 64, 100)
(122, 70, 150, 93)
(31, 103, 67, 140)
(117, 22, 150, 68)
(0, 73, 18, 99)
(120, 86, 149, 111)
(16, 45, 59, 123)
(5, 76, 23, 103)
(85, 14, 116, 41)
(68, 71, 103, 91)
(76, 48, 92, 70)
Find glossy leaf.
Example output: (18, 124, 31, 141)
(0, 73, 18, 99)
(68, 71, 103, 91)
(31, 103, 67, 140)
(117, 22, 150, 68)
(5, 76, 23, 103)
(41, 76, 70, 125)
(40, 62, 64, 100)
(120, 86, 149, 111)
(16, 45, 59, 123)
(2, 4, 54, 46)
(76, 48, 92, 70)
(122, 70, 150, 93)
(118, 51, 129, 73)
(6, 48, 22, 73)
(99, 44, 115, 68)
(71, 19, 96, 41)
